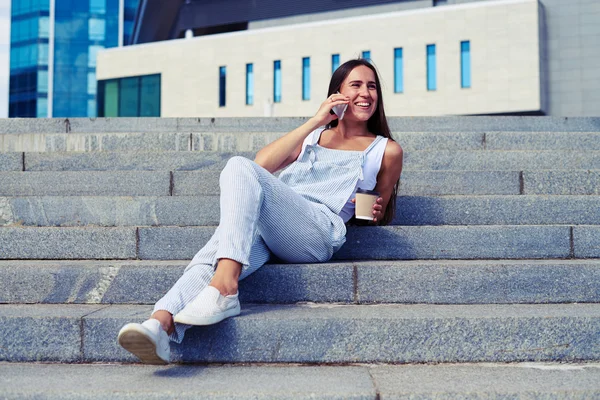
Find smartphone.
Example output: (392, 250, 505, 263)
(330, 92, 348, 121)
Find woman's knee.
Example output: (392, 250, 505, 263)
(221, 156, 257, 181)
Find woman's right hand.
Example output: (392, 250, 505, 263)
(313, 93, 350, 126)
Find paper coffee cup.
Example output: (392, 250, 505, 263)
(355, 189, 380, 220)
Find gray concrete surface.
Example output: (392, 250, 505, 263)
(0, 227, 136, 259)
(0, 153, 21, 171)
(524, 170, 600, 195)
(574, 226, 600, 258)
(0, 363, 375, 399)
(0, 171, 170, 196)
(1, 117, 599, 135)
(2, 195, 599, 227)
(2, 259, 600, 305)
(3, 303, 600, 363)
(20, 150, 600, 171)
(2, 362, 600, 399)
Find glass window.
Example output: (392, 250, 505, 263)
(332, 54, 340, 74)
(119, 76, 139, 117)
(461, 41, 471, 89)
(273, 60, 281, 103)
(246, 63, 254, 106)
(39, 17, 49, 38)
(88, 18, 106, 41)
(88, 45, 104, 67)
(38, 43, 48, 65)
(362, 50, 371, 61)
(87, 72, 96, 95)
(302, 57, 310, 101)
(219, 66, 226, 107)
(100, 79, 119, 117)
(36, 98, 48, 118)
(87, 99, 96, 117)
(427, 44, 436, 91)
(394, 48, 403, 93)
(37, 70, 48, 93)
(89, 0, 106, 14)
(140, 74, 160, 116)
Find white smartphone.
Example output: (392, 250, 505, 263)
(330, 92, 348, 120)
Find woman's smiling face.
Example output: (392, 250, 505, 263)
(338, 65, 378, 122)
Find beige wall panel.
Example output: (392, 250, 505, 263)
(97, 0, 542, 117)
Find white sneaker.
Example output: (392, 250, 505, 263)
(173, 285, 241, 326)
(117, 319, 170, 365)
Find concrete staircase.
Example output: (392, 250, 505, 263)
(1, 117, 600, 399)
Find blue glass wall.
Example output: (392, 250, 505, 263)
(9, 0, 50, 117)
(10, 0, 128, 118)
(53, 0, 120, 117)
(123, 0, 139, 46)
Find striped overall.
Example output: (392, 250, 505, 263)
(155, 129, 386, 343)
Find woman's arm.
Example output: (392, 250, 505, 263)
(254, 94, 349, 173)
(372, 140, 404, 224)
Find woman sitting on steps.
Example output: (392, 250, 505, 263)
(117, 58, 404, 364)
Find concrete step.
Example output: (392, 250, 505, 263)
(4, 170, 598, 196)
(2, 362, 600, 399)
(2, 117, 599, 152)
(0, 153, 22, 171)
(2, 195, 599, 227)
(1, 225, 597, 260)
(2, 259, 599, 305)
(2, 303, 600, 363)
(17, 150, 600, 171)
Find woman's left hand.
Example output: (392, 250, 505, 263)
(351, 197, 384, 223)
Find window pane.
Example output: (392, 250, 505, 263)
(38, 43, 48, 65)
(427, 44, 436, 91)
(246, 63, 253, 105)
(219, 66, 226, 107)
(88, 18, 106, 41)
(140, 74, 160, 116)
(87, 99, 96, 117)
(90, 0, 106, 14)
(88, 45, 104, 67)
(461, 40, 471, 88)
(273, 60, 281, 103)
(36, 97, 48, 117)
(362, 50, 371, 61)
(37, 70, 48, 93)
(119, 76, 139, 116)
(302, 57, 310, 101)
(87, 72, 96, 95)
(394, 48, 403, 93)
(39, 16, 49, 38)
(332, 54, 340, 75)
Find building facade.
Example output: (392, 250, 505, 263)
(9, 0, 139, 118)
(95, 0, 599, 117)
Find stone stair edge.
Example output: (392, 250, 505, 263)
(2, 258, 600, 305)
(1, 362, 600, 400)
(2, 303, 600, 363)
(1, 116, 599, 134)
(1, 224, 598, 260)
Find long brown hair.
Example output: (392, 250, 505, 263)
(327, 58, 399, 225)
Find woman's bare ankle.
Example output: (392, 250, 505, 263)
(151, 310, 175, 335)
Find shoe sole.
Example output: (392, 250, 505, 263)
(173, 304, 241, 326)
(117, 324, 168, 365)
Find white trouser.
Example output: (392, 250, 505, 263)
(154, 156, 345, 343)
